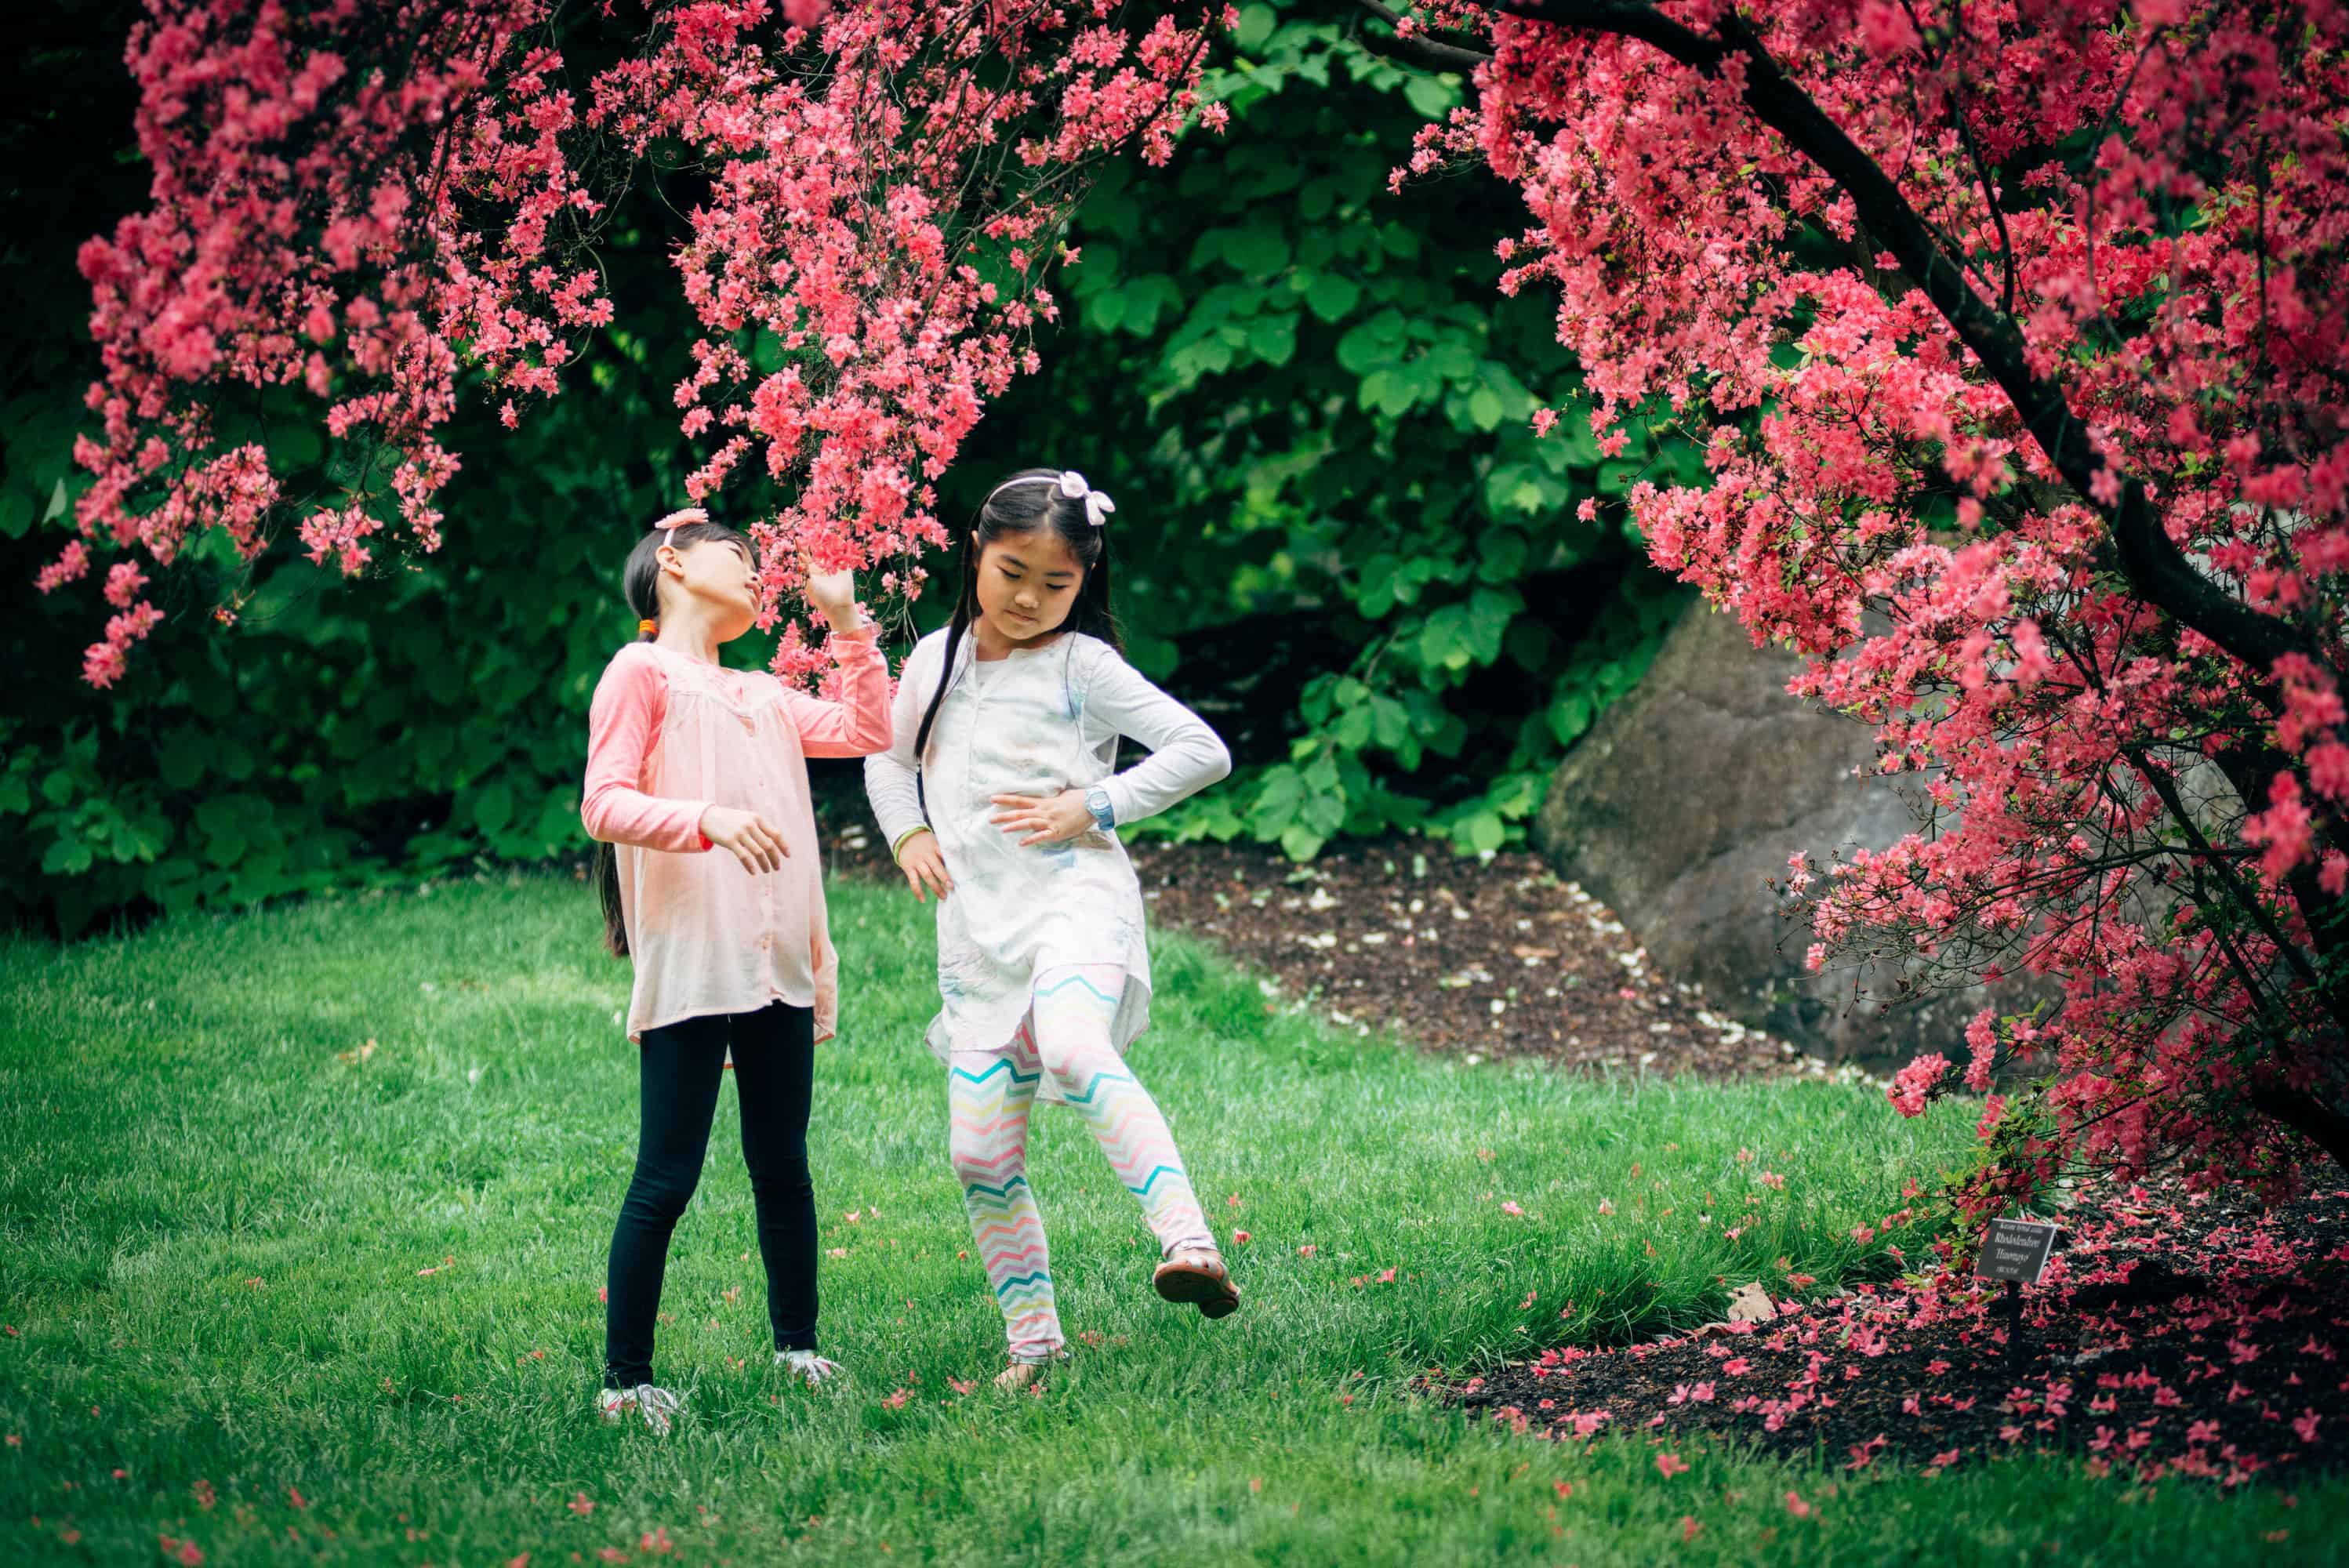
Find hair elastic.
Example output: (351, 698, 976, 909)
(637, 619, 657, 636)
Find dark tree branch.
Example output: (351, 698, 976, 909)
(1349, 0, 1494, 72)
(1490, 0, 2325, 699)
(2250, 1087, 2349, 1172)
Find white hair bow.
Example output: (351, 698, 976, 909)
(1054, 470, 1116, 528)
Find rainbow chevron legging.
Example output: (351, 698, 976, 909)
(948, 964, 1214, 1362)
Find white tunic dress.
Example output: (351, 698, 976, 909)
(863, 630, 1232, 1104)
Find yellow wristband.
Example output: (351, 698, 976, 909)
(890, 825, 933, 864)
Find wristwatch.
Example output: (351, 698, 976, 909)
(1084, 786, 1116, 833)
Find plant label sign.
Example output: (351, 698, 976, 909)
(1975, 1218, 2061, 1284)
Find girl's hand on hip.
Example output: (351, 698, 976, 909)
(701, 805, 791, 873)
(899, 830, 954, 902)
(989, 789, 1092, 848)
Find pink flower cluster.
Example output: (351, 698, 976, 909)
(586, 1, 1224, 681)
(60, 0, 594, 685)
(1392, 0, 2349, 1214)
(53, 1, 1226, 688)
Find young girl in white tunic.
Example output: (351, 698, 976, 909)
(865, 467, 1238, 1390)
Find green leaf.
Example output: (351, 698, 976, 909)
(1303, 272, 1360, 325)
(1249, 766, 1305, 836)
(41, 768, 74, 807)
(1170, 333, 1239, 381)
(1361, 369, 1417, 418)
(1062, 240, 1120, 292)
(533, 787, 583, 849)
(1597, 460, 1644, 497)
(1084, 287, 1129, 334)
(1479, 530, 1528, 583)
(1246, 314, 1298, 367)
(1353, 555, 1399, 619)
(1403, 74, 1461, 121)
(122, 809, 173, 862)
(1418, 604, 1469, 671)
(1479, 361, 1535, 421)
(41, 837, 93, 877)
(1334, 310, 1403, 374)
(1483, 463, 1534, 517)
(1120, 275, 1183, 336)
(1466, 385, 1505, 431)
(1464, 587, 1521, 665)
(201, 825, 246, 868)
(1301, 786, 1345, 837)
(1548, 691, 1595, 747)
(1458, 811, 1506, 855)
(1221, 224, 1291, 277)
(1425, 336, 1478, 382)
(1235, 2, 1277, 51)
(1279, 824, 1325, 862)
(474, 779, 514, 838)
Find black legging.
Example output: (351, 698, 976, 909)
(604, 1000, 818, 1388)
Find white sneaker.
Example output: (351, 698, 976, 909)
(775, 1348, 844, 1387)
(597, 1382, 681, 1435)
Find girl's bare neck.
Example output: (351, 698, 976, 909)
(653, 601, 729, 666)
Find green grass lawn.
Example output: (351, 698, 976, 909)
(1, 869, 2336, 1565)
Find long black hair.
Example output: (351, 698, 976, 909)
(594, 507, 756, 960)
(910, 468, 1123, 774)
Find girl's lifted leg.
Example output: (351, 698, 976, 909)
(1029, 964, 1236, 1317)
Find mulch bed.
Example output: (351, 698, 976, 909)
(810, 779, 1860, 1087)
(1127, 839, 1841, 1081)
(1422, 1174, 2349, 1486)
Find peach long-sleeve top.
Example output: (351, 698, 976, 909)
(583, 626, 891, 1045)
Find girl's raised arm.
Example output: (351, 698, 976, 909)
(781, 624, 893, 757)
(1084, 645, 1233, 826)
(583, 647, 714, 853)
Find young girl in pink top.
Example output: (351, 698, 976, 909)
(581, 507, 891, 1434)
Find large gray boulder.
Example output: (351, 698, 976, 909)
(1532, 599, 2016, 1066)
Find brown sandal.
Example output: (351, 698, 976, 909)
(1153, 1247, 1241, 1319)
